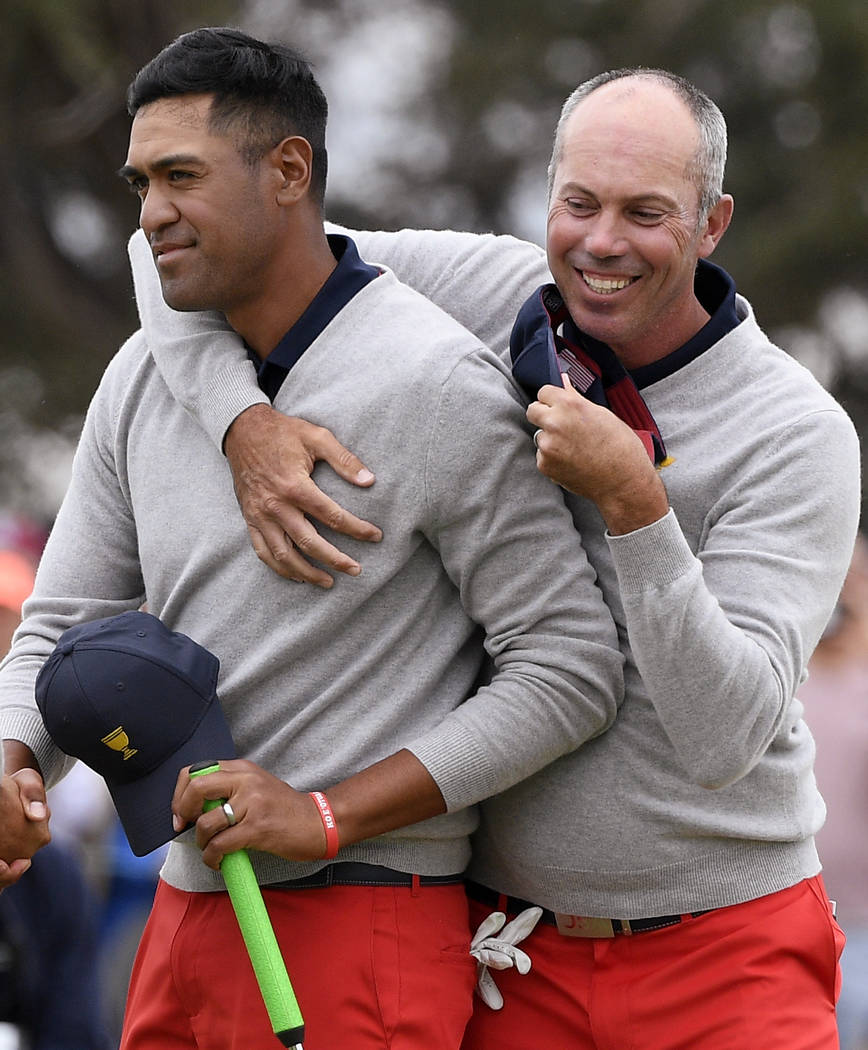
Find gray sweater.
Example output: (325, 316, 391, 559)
(120, 227, 861, 916)
(0, 257, 624, 893)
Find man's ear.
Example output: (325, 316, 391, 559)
(697, 193, 734, 259)
(271, 136, 314, 205)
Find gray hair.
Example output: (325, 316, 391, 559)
(546, 68, 728, 222)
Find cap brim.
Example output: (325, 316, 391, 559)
(107, 697, 237, 856)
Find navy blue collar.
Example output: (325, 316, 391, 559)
(628, 259, 739, 388)
(509, 260, 740, 467)
(255, 235, 380, 400)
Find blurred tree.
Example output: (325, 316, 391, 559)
(2, 0, 866, 514)
(0, 0, 235, 513)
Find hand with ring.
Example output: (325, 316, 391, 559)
(172, 758, 332, 870)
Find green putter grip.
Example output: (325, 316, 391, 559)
(190, 762, 305, 1049)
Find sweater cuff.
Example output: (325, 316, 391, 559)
(407, 726, 497, 813)
(0, 709, 66, 787)
(194, 362, 270, 452)
(607, 508, 698, 596)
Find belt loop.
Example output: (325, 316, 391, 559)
(411, 874, 421, 897)
(497, 892, 509, 913)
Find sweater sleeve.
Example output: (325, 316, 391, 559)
(127, 228, 267, 449)
(334, 225, 550, 357)
(609, 406, 861, 790)
(404, 346, 625, 810)
(127, 225, 550, 449)
(0, 339, 147, 786)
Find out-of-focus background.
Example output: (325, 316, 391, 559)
(1, 0, 867, 522)
(0, 1, 866, 1047)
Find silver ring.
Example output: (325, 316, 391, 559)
(533, 429, 543, 450)
(222, 801, 237, 827)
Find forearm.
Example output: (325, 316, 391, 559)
(128, 228, 266, 449)
(406, 352, 623, 811)
(613, 454, 860, 789)
(327, 748, 445, 846)
(331, 223, 549, 357)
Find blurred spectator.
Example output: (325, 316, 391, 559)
(0, 837, 113, 1049)
(0, 552, 35, 656)
(0, 522, 113, 1049)
(803, 532, 868, 1050)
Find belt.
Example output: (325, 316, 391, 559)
(267, 861, 464, 890)
(466, 880, 710, 938)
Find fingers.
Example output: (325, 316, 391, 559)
(12, 768, 49, 822)
(473, 942, 532, 972)
(500, 906, 543, 942)
(0, 857, 32, 891)
(0, 773, 50, 863)
(245, 484, 383, 586)
(475, 967, 505, 1011)
(311, 429, 377, 492)
(471, 910, 507, 947)
(172, 763, 242, 869)
(172, 761, 327, 868)
(278, 476, 383, 545)
(225, 410, 383, 573)
(247, 523, 338, 589)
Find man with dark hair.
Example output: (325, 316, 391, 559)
(129, 66, 860, 1048)
(0, 28, 623, 1050)
(127, 27, 329, 205)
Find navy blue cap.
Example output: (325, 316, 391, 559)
(35, 611, 236, 856)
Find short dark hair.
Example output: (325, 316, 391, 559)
(127, 27, 328, 206)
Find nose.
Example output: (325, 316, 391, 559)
(138, 183, 179, 238)
(583, 209, 627, 260)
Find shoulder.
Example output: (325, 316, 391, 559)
(84, 329, 167, 428)
(736, 302, 854, 427)
(677, 298, 853, 430)
(341, 267, 506, 373)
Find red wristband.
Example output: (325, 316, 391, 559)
(309, 791, 339, 859)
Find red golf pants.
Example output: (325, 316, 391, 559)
(462, 874, 844, 1050)
(120, 878, 475, 1050)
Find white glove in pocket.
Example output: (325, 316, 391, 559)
(469, 906, 543, 1010)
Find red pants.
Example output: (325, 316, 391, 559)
(120, 879, 475, 1050)
(463, 875, 844, 1050)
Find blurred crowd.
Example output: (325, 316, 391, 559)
(804, 532, 868, 1050)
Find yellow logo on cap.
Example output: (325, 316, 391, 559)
(101, 726, 138, 761)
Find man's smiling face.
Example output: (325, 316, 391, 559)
(546, 78, 726, 369)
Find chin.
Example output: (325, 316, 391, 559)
(159, 283, 206, 313)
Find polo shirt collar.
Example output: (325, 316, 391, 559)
(255, 234, 380, 400)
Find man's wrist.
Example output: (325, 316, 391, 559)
(2, 740, 40, 777)
(309, 791, 340, 859)
(599, 473, 670, 536)
(223, 402, 274, 456)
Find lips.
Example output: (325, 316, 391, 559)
(151, 241, 193, 262)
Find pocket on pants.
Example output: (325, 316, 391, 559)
(807, 874, 847, 1004)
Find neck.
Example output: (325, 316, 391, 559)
(229, 225, 337, 359)
(611, 296, 711, 370)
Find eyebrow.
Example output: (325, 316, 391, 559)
(117, 153, 204, 181)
